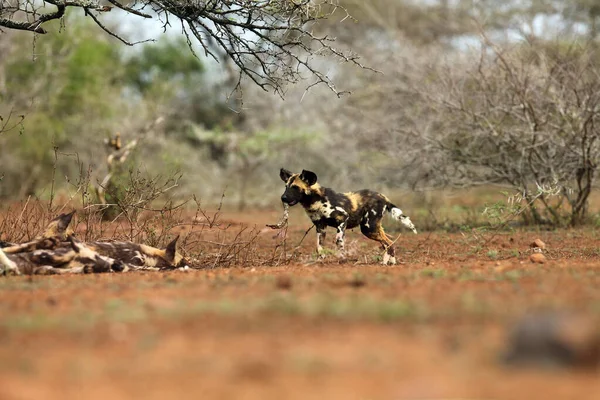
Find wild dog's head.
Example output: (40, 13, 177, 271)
(139, 236, 189, 270)
(40, 211, 76, 240)
(279, 168, 319, 206)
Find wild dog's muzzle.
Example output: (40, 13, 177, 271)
(281, 194, 298, 206)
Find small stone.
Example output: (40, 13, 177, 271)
(348, 275, 367, 288)
(530, 239, 546, 251)
(529, 253, 546, 264)
(502, 312, 600, 368)
(275, 274, 293, 290)
(46, 296, 57, 307)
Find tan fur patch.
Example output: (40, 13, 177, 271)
(289, 175, 308, 191)
(140, 244, 166, 258)
(31, 248, 77, 265)
(289, 175, 324, 196)
(344, 192, 362, 211)
(172, 253, 183, 266)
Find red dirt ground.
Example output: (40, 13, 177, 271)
(1, 208, 600, 400)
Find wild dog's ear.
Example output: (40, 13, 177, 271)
(299, 170, 318, 186)
(165, 235, 180, 262)
(280, 168, 293, 182)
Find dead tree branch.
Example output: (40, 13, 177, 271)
(0, 0, 368, 96)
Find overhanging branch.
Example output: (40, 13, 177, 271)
(0, 1, 371, 96)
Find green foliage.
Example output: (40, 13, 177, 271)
(420, 268, 447, 279)
(238, 129, 317, 157)
(124, 38, 204, 93)
(0, 18, 210, 200)
(487, 249, 499, 260)
(101, 163, 134, 221)
(482, 196, 519, 226)
(14, 113, 65, 165)
(57, 35, 121, 115)
(1, 18, 125, 197)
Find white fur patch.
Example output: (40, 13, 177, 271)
(401, 216, 418, 234)
(317, 231, 325, 254)
(335, 206, 348, 215)
(390, 207, 418, 234)
(142, 253, 157, 267)
(335, 224, 345, 250)
(0, 249, 20, 275)
(307, 200, 346, 221)
(382, 253, 397, 265)
(390, 207, 404, 220)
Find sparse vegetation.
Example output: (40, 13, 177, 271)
(3, 2, 600, 398)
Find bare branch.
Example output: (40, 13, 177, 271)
(0, 0, 368, 96)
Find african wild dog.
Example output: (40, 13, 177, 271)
(279, 168, 417, 265)
(0, 211, 189, 275)
(83, 236, 187, 270)
(44, 212, 189, 270)
(0, 236, 124, 276)
(0, 236, 185, 276)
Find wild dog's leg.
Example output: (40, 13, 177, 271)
(382, 242, 396, 266)
(32, 266, 64, 275)
(335, 220, 348, 255)
(2, 237, 62, 255)
(315, 221, 327, 256)
(360, 221, 396, 265)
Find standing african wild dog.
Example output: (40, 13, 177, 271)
(279, 169, 417, 265)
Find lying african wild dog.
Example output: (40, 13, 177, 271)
(279, 168, 417, 265)
(0, 211, 188, 275)
(81, 236, 187, 270)
(0, 235, 186, 276)
(0, 236, 126, 276)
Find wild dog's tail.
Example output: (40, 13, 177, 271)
(0, 248, 20, 275)
(387, 203, 418, 234)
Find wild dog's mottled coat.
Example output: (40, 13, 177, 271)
(84, 236, 186, 270)
(279, 169, 417, 265)
(0, 211, 188, 275)
(0, 237, 124, 275)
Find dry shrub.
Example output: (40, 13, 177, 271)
(0, 160, 280, 269)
